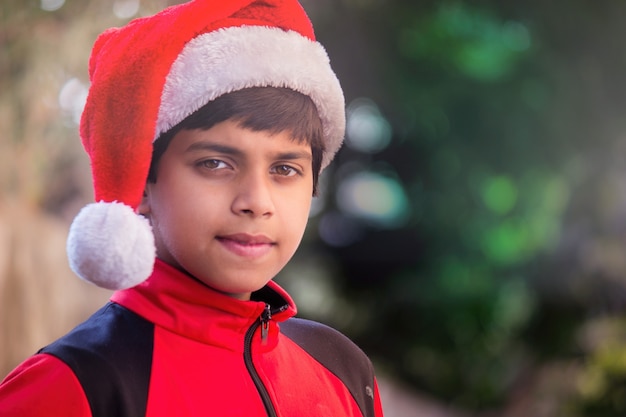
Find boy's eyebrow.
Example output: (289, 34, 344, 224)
(185, 142, 312, 161)
(186, 142, 243, 156)
(272, 150, 312, 161)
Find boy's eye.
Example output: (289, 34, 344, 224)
(272, 164, 299, 177)
(199, 159, 229, 170)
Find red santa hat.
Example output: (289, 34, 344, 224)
(67, 0, 345, 290)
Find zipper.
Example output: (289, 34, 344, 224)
(243, 303, 287, 417)
(260, 304, 272, 342)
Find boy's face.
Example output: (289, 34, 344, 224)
(139, 120, 314, 300)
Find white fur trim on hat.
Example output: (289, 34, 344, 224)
(67, 202, 156, 290)
(156, 25, 346, 169)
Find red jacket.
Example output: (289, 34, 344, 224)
(0, 260, 384, 416)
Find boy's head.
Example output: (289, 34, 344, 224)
(67, 0, 345, 291)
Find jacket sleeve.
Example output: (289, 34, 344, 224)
(0, 353, 91, 417)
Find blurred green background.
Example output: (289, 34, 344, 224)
(4, 0, 626, 415)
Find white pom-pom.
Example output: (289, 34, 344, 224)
(67, 202, 156, 290)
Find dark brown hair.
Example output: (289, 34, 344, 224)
(147, 87, 325, 194)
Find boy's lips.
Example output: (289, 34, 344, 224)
(216, 233, 275, 258)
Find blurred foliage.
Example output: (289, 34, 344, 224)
(298, 0, 626, 413)
(5, 0, 626, 415)
(569, 318, 626, 416)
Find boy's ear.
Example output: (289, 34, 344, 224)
(137, 186, 151, 215)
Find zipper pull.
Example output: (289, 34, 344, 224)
(260, 304, 272, 342)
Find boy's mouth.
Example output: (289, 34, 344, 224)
(216, 233, 275, 258)
(218, 233, 274, 245)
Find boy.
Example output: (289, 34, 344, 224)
(0, 0, 384, 416)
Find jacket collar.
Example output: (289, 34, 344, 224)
(110, 259, 297, 352)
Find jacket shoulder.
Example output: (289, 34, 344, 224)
(40, 302, 154, 417)
(280, 317, 377, 417)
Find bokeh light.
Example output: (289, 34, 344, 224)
(345, 98, 392, 154)
(113, 0, 140, 20)
(318, 211, 364, 247)
(40, 0, 65, 12)
(481, 175, 518, 215)
(337, 171, 410, 228)
(58, 78, 88, 125)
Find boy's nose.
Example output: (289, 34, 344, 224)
(231, 174, 275, 218)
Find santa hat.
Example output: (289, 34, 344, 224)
(67, 0, 345, 290)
